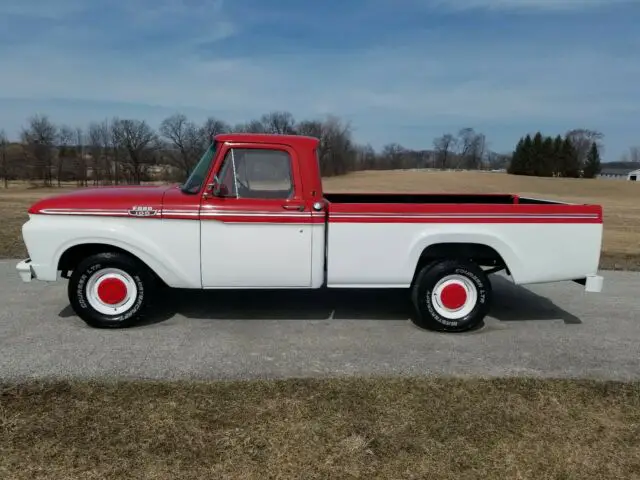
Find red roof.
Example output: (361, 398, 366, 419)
(214, 133, 319, 148)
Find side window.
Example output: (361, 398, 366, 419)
(217, 148, 294, 199)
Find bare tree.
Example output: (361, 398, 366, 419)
(110, 119, 130, 185)
(57, 125, 74, 186)
(627, 146, 640, 164)
(88, 123, 106, 185)
(260, 111, 296, 134)
(355, 143, 377, 170)
(296, 119, 323, 139)
(456, 128, 486, 169)
(112, 119, 158, 184)
(433, 133, 456, 169)
(486, 151, 511, 170)
(310, 116, 355, 176)
(87, 119, 117, 184)
(202, 117, 231, 139)
(75, 127, 88, 186)
(96, 119, 115, 184)
(159, 114, 207, 179)
(381, 143, 406, 170)
(565, 128, 604, 169)
(233, 119, 266, 134)
(0, 130, 8, 188)
(21, 114, 58, 186)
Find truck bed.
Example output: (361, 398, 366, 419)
(322, 193, 603, 289)
(323, 193, 567, 205)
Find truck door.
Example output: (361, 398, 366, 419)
(199, 143, 314, 288)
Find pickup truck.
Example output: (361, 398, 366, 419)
(16, 133, 605, 332)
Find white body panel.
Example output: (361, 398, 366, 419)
(326, 222, 603, 287)
(20, 213, 327, 290)
(21, 215, 202, 288)
(199, 220, 317, 288)
(20, 212, 603, 292)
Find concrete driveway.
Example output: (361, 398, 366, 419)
(1, 260, 638, 381)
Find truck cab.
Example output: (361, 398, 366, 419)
(173, 133, 327, 289)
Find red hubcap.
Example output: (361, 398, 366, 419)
(439, 283, 467, 310)
(97, 278, 128, 305)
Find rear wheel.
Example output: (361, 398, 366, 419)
(68, 252, 157, 328)
(411, 259, 491, 332)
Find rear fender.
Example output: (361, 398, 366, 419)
(408, 231, 522, 281)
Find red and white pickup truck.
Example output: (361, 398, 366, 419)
(16, 133, 604, 332)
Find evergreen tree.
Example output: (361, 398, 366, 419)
(521, 134, 533, 175)
(541, 135, 554, 177)
(560, 137, 580, 178)
(508, 130, 602, 179)
(583, 141, 602, 178)
(508, 137, 524, 174)
(531, 132, 544, 176)
(552, 135, 564, 176)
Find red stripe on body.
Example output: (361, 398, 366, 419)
(34, 209, 602, 224)
(327, 202, 603, 224)
(327, 215, 601, 224)
(33, 202, 603, 225)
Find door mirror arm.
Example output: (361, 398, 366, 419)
(205, 180, 230, 198)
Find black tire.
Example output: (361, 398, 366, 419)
(410, 258, 491, 332)
(67, 251, 157, 328)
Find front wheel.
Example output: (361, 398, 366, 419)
(410, 259, 491, 332)
(68, 252, 157, 328)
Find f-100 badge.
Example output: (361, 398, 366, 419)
(129, 205, 158, 217)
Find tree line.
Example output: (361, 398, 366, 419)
(0, 111, 625, 188)
(0, 111, 514, 187)
(508, 129, 603, 178)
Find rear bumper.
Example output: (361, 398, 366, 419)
(573, 274, 604, 293)
(16, 258, 35, 283)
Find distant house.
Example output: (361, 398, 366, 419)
(627, 169, 640, 181)
(598, 167, 638, 180)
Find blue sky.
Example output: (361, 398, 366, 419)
(0, 0, 639, 161)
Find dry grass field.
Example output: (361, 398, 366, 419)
(1, 171, 639, 269)
(1, 377, 639, 479)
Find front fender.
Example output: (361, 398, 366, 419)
(53, 235, 190, 287)
(23, 214, 201, 288)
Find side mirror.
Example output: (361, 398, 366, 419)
(211, 181, 230, 197)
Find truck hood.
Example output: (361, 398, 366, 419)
(28, 184, 177, 216)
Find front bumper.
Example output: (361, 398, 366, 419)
(16, 258, 35, 283)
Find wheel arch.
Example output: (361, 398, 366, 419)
(57, 242, 167, 286)
(410, 237, 517, 287)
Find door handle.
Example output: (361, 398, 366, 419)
(282, 204, 305, 211)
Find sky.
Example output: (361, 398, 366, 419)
(0, 0, 639, 161)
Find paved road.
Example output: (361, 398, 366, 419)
(1, 259, 639, 382)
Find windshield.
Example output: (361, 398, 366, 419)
(181, 142, 217, 194)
